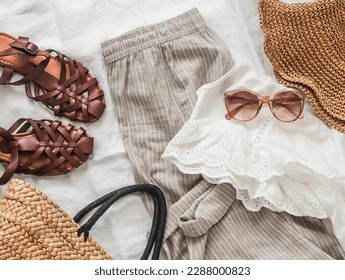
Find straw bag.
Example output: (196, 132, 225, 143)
(0, 179, 166, 260)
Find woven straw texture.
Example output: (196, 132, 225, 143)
(0, 179, 112, 260)
(259, 0, 345, 132)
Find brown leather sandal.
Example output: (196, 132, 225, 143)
(0, 118, 93, 185)
(0, 32, 106, 123)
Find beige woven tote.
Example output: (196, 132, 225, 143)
(0, 179, 166, 260)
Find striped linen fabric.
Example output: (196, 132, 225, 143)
(101, 8, 345, 259)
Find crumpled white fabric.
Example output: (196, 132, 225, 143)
(162, 62, 345, 249)
(0, 0, 336, 259)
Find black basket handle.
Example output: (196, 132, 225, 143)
(73, 184, 167, 260)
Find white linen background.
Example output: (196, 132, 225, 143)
(0, 0, 315, 259)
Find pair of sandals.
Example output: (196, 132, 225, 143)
(0, 32, 106, 185)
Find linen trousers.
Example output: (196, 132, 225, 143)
(102, 8, 345, 259)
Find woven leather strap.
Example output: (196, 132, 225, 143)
(0, 36, 105, 122)
(0, 118, 93, 185)
(0, 128, 19, 185)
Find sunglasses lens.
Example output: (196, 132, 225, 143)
(271, 91, 302, 122)
(226, 91, 259, 121)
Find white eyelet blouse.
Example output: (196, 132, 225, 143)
(162, 62, 345, 250)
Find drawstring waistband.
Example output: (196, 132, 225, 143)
(101, 8, 206, 63)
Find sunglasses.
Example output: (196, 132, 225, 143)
(224, 89, 305, 122)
